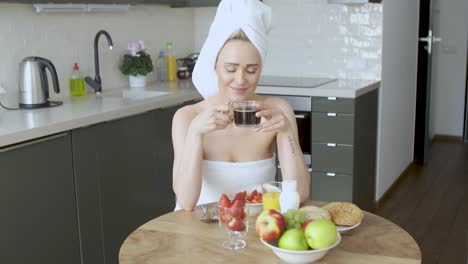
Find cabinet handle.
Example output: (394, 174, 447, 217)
(327, 113, 337, 117)
(295, 114, 306, 119)
(0, 132, 68, 153)
(327, 143, 337, 147)
(326, 172, 336, 177)
(327, 97, 337, 101)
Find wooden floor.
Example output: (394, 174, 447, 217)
(376, 140, 468, 264)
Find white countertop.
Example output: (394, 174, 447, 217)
(0, 79, 201, 148)
(0, 78, 379, 148)
(257, 79, 380, 98)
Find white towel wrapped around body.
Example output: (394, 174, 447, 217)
(192, 0, 272, 99)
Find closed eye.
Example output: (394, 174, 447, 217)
(246, 66, 258, 74)
(225, 66, 237, 73)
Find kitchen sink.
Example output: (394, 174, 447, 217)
(122, 90, 169, 100)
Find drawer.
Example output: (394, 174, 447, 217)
(311, 97, 354, 113)
(311, 143, 353, 174)
(312, 113, 354, 145)
(310, 172, 353, 202)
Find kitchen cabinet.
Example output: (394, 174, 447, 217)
(72, 111, 158, 264)
(310, 89, 378, 211)
(0, 133, 81, 264)
(71, 102, 189, 264)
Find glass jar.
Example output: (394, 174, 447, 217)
(177, 66, 190, 79)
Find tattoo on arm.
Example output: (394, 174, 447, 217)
(287, 134, 296, 154)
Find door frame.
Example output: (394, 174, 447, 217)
(414, 0, 433, 164)
(464, 42, 468, 143)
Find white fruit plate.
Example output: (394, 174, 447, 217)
(260, 232, 341, 264)
(244, 184, 263, 216)
(336, 221, 361, 234)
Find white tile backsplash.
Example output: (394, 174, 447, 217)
(0, 0, 383, 101)
(193, 0, 383, 80)
(0, 4, 194, 98)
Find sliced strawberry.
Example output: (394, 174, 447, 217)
(233, 191, 247, 202)
(227, 205, 243, 218)
(256, 193, 263, 203)
(251, 189, 258, 197)
(220, 212, 232, 224)
(231, 199, 245, 208)
(218, 193, 232, 208)
(227, 218, 246, 232)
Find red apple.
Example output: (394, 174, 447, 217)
(255, 209, 286, 241)
(301, 219, 314, 232)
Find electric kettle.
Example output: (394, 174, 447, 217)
(18, 56, 61, 108)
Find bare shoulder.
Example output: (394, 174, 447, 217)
(173, 100, 202, 125)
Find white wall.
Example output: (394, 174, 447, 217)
(0, 4, 194, 98)
(429, 0, 468, 138)
(193, 0, 383, 80)
(376, 0, 420, 199)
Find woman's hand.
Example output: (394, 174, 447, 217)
(188, 104, 231, 136)
(254, 105, 292, 133)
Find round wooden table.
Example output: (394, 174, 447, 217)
(119, 201, 421, 263)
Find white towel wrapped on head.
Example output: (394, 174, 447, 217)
(192, 0, 272, 99)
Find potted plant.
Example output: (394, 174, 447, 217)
(119, 41, 153, 88)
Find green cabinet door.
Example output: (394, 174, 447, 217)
(0, 133, 80, 264)
(72, 112, 160, 264)
(153, 105, 180, 212)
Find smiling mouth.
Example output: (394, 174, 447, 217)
(231, 86, 248, 94)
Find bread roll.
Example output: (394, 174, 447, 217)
(322, 202, 364, 226)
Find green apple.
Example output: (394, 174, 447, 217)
(278, 229, 309, 251)
(304, 219, 337, 249)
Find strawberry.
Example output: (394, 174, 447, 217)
(231, 199, 245, 208)
(233, 191, 247, 202)
(251, 189, 258, 197)
(227, 218, 246, 232)
(220, 212, 232, 224)
(227, 205, 243, 219)
(256, 193, 263, 203)
(218, 193, 232, 208)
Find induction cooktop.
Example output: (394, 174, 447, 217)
(258, 76, 337, 88)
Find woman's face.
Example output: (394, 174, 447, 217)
(215, 39, 262, 101)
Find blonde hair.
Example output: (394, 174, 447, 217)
(215, 30, 253, 68)
(227, 29, 250, 42)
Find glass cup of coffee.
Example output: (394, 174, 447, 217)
(231, 101, 262, 127)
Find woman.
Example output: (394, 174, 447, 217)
(172, 0, 310, 211)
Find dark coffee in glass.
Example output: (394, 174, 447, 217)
(232, 101, 261, 127)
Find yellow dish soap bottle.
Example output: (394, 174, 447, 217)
(70, 63, 85, 96)
(165, 41, 178, 81)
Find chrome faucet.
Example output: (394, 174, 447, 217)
(85, 30, 113, 94)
